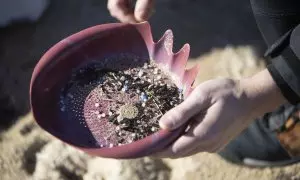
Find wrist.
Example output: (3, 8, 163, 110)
(239, 69, 287, 118)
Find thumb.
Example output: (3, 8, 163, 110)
(159, 90, 209, 130)
(134, 0, 154, 22)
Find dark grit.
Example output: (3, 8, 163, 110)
(59, 58, 183, 148)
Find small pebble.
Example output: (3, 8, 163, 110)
(120, 76, 126, 81)
(95, 103, 99, 107)
(179, 94, 183, 100)
(148, 84, 154, 89)
(97, 115, 101, 119)
(116, 126, 120, 131)
(67, 93, 74, 99)
(117, 115, 123, 122)
(101, 113, 106, 117)
(109, 143, 114, 148)
(121, 123, 128, 127)
(131, 133, 136, 137)
(147, 79, 152, 83)
(157, 75, 162, 80)
(108, 111, 113, 116)
(121, 84, 128, 92)
(138, 70, 144, 77)
(136, 89, 141, 93)
(140, 92, 148, 102)
(143, 63, 148, 68)
(95, 111, 100, 115)
(178, 88, 183, 93)
(151, 127, 156, 132)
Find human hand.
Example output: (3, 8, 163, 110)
(154, 70, 286, 158)
(107, 0, 154, 23)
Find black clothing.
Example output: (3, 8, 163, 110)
(251, 0, 300, 104)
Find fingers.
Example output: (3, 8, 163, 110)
(152, 118, 200, 158)
(107, 0, 137, 23)
(108, 0, 154, 23)
(159, 88, 209, 130)
(134, 0, 154, 22)
(153, 103, 222, 159)
(152, 121, 213, 159)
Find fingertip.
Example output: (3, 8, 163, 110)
(134, 0, 154, 22)
(120, 14, 138, 24)
(158, 111, 177, 130)
(134, 11, 148, 22)
(160, 106, 191, 131)
(159, 120, 171, 130)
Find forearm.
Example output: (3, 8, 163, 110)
(240, 69, 287, 117)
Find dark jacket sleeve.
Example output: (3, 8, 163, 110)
(250, 0, 300, 105)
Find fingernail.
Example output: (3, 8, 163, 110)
(135, 8, 150, 22)
(159, 118, 173, 130)
(135, 12, 145, 21)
